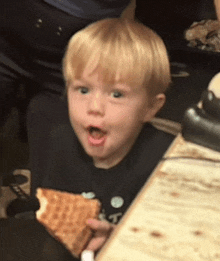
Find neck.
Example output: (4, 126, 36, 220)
(93, 156, 122, 169)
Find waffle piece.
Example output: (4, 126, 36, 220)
(36, 188, 101, 258)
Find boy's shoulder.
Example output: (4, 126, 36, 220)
(131, 123, 174, 167)
(141, 123, 174, 145)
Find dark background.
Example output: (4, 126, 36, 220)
(136, 0, 220, 122)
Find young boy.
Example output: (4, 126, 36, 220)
(27, 18, 173, 254)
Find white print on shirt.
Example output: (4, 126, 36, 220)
(111, 196, 124, 208)
(82, 192, 123, 224)
(99, 208, 107, 221)
(81, 191, 96, 199)
(99, 209, 122, 224)
(108, 213, 123, 224)
(82, 192, 124, 209)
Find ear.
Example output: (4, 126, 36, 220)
(143, 93, 166, 122)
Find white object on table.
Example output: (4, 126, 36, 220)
(81, 250, 95, 261)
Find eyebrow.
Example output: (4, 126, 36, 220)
(73, 79, 91, 87)
(114, 82, 131, 89)
(73, 78, 132, 92)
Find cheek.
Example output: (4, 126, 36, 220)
(109, 108, 142, 133)
(68, 94, 83, 118)
(67, 99, 75, 120)
(68, 106, 81, 130)
(113, 104, 146, 123)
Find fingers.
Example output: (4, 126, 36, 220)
(87, 219, 114, 232)
(85, 219, 116, 252)
(85, 235, 107, 252)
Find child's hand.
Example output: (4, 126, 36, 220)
(85, 219, 116, 253)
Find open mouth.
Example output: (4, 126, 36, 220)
(87, 126, 107, 140)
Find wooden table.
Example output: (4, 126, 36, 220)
(96, 135, 220, 261)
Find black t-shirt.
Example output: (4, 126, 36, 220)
(38, 123, 174, 224)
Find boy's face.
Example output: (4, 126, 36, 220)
(67, 68, 164, 169)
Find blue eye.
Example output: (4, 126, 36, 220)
(79, 87, 89, 94)
(111, 91, 123, 98)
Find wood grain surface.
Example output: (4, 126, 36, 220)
(96, 135, 220, 261)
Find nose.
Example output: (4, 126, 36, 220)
(88, 92, 105, 116)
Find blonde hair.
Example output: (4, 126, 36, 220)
(63, 18, 171, 96)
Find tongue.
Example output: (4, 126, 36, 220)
(90, 130, 105, 140)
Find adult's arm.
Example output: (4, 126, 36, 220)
(121, 0, 136, 20)
(214, 0, 220, 20)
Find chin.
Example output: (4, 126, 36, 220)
(83, 145, 106, 158)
